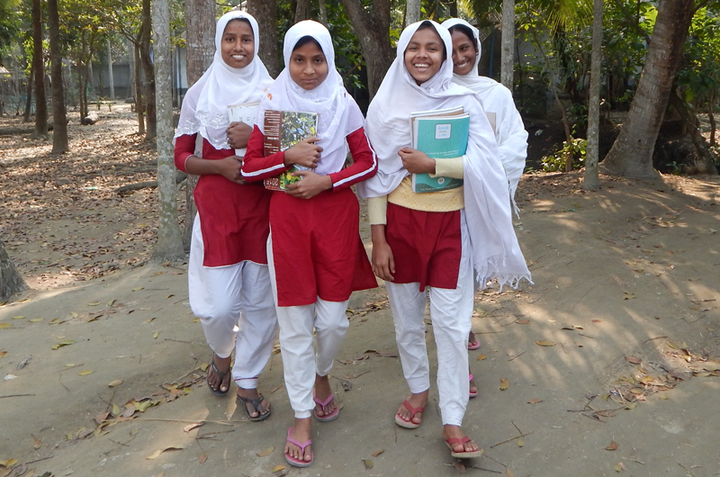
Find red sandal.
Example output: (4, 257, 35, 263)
(394, 400, 425, 429)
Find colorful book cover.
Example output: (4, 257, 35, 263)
(262, 110, 318, 191)
(410, 108, 470, 193)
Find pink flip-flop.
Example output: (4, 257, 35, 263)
(445, 436, 484, 459)
(394, 400, 424, 429)
(313, 390, 340, 422)
(469, 373, 478, 399)
(468, 335, 481, 350)
(285, 427, 313, 468)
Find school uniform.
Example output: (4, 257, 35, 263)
(358, 20, 532, 426)
(173, 11, 276, 390)
(241, 20, 377, 419)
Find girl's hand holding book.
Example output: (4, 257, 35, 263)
(285, 169, 332, 199)
(398, 147, 436, 174)
(226, 121, 253, 149)
(284, 136, 323, 169)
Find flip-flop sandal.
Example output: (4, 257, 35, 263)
(285, 427, 313, 468)
(206, 360, 230, 396)
(313, 390, 340, 422)
(445, 436, 484, 459)
(468, 334, 481, 350)
(394, 400, 424, 429)
(469, 373, 478, 399)
(237, 394, 271, 421)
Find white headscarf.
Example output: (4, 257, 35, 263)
(359, 20, 531, 289)
(174, 11, 273, 150)
(256, 20, 364, 175)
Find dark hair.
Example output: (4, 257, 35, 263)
(293, 35, 323, 53)
(413, 21, 447, 60)
(447, 24, 478, 53)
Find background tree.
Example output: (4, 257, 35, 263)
(583, 0, 601, 189)
(139, 0, 156, 139)
(247, 0, 280, 76)
(602, 0, 696, 179)
(30, 0, 47, 138)
(501, 0, 514, 89)
(0, 239, 27, 302)
(152, 0, 183, 260)
(48, 0, 68, 153)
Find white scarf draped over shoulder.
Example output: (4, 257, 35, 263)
(256, 20, 364, 176)
(174, 10, 273, 150)
(358, 20, 532, 289)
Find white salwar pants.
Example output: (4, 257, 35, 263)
(188, 215, 277, 390)
(386, 213, 474, 426)
(267, 232, 349, 419)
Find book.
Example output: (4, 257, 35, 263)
(227, 101, 260, 157)
(409, 106, 470, 193)
(261, 110, 319, 191)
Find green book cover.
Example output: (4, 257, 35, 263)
(262, 110, 318, 191)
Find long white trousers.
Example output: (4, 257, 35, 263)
(188, 215, 277, 390)
(386, 213, 474, 426)
(267, 232, 349, 419)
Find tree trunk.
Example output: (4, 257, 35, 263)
(247, 0, 280, 77)
(294, 0, 312, 23)
(48, 0, 68, 153)
(405, 0, 421, 26)
(31, 0, 48, 138)
(501, 0, 515, 90)
(318, 0, 328, 26)
(0, 239, 27, 302)
(23, 63, 33, 123)
(583, 0, 602, 190)
(341, 0, 393, 98)
(107, 38, 115, 99)
(134, 42, 146, 135)
(140, 0, 157, 139)
(602, 0, 694, 179)
(183, 0, 215, 250)
(152, 0, 184, 260)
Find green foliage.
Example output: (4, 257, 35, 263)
(677, 7, 720, 106)
(540, 137, 586, 172)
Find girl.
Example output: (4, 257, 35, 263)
(441, 18, 529, 393)
(174, 11, 277, 421)
(241, 20, 378, 467)
(358, 20, 531, 458)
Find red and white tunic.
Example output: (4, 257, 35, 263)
(241, 126, 378, 306)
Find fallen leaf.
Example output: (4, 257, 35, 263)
(372, 449, 384, 457)
(363, 459, 373, 469)
(0, 459, 18, 468)
(33, 436, 42, 449)
(507, 469, 515, 477)
(78, 370, 94, 376)
(71, 312, 79, 318)
(623, 292, 636, 300)
(0, 351, 7, 358)
(500, 378, 509, 390)
(112, 404, 121, 416)
(625, 402, 637, 410)
(256, 446, 274, 457)
(614, 462, 626, 472)
(198, 454, 208, 464)
(147, 446, 183, 459)
(625, 356, 642, 365)
(183, 423, 204, 432)
(108, 379, 123, 387)
(12, 315, 25, 320)
(606, 441, 618, 451)
(51, 340, 75, 350)
(146, 317, 155, 323)
(592, 319, 602, 323)
(107, 299, 116, 307)
(477, 354, 487, 361)
(516, 319, 531, 324)
(29, 318, 44, 323)
(535, 340, 556, 347)
(272, 465, 287, 473)
(517, 439, 524, 447)
(166, 294, 175, 299)
(0, 323, 13, 329)
(132, 287, 144, 291)
(452, 461, 466, 472)
(88, 302, 101, 306)
(153, 332, 160, 339)
(527, 398, 543, 404)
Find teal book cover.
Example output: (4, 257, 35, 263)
(411, 113, 470, 193)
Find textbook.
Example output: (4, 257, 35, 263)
(262, 110, 319, 191)
(227, 101, 260, 157)
(409, 106, 469, 193)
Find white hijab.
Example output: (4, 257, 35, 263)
(359, 20, 532, 289)
(256, 20, 364, 175)
(174, 11, 273, 150)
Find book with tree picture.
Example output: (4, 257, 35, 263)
(409, 106, 470, 193)
(262, 110, 319, 191)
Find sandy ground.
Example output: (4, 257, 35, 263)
(1, 105, 720, 477)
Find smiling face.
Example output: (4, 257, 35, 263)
(288, 38, 329, 91)
(404, 26, 446, 85)
(450, 29, 477, 76)
(220, 19, 255, 69)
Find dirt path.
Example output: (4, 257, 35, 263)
(1, 107, 720, 476)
